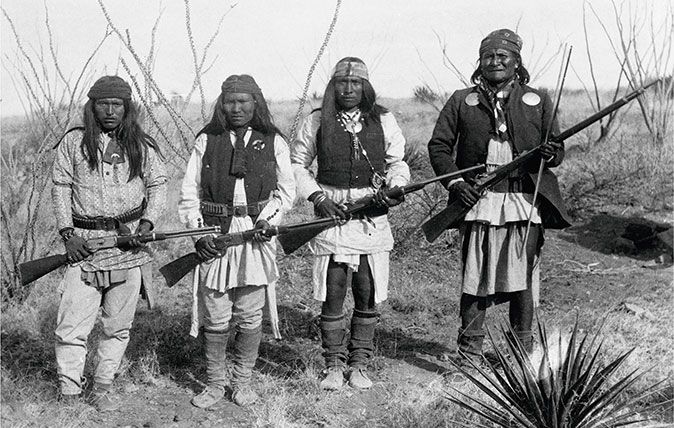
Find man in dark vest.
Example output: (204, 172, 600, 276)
(291, 57, 410, 390)
(427, 29, 571, 367)
(178, 74, 295, 407)
(52, 75, 168, 411)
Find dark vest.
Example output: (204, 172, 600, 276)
(200, 130, 277, 230)
(316, 116, 386, 188)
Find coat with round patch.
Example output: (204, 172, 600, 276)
(427, 82, 571, 229)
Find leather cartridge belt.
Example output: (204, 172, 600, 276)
(490, 176, 534, 194)
(72, 199, 147, 231)
(200, 199, 269, 218)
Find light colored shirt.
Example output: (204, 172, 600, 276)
(464, 137, 541, 225)
(52, 130, 168, 271)
(291, 110, 410, 303)
(179, 129, 295, 230)
(178, 129, 295, 338)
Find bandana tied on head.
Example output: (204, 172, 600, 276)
(479, 29, 523, 56)
(332, 57, 369, 81)
(87, 76, 132, 100)
(221, 74, 262, 179)
(221, 74, 262, 95)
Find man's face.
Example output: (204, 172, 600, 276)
(480, 48, 519, 86)
(222, 92, 255, 128)
(94, 98, 125, 131)
(334, 76, 363, 111)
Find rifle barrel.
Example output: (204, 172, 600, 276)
(551, 80, 660, 143)
(401, 164, 486, 193)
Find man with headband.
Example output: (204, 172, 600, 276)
(178, 74, 295, 407)
(292, 57, 410, 390)
(52, 75, 168, 410)
(428, 29, 571, 369)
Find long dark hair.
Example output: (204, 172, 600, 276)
(197, 92, 283, 138)
(470, 53, 531, 86)
(81, 99, 161, 181)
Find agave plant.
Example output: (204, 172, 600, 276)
(444, 319, 668, 428)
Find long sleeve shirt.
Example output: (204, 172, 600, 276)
(178, 129, 295, 338)
(291, 110, 410, 304)
(178, 129, 295, 230)
(52, 130, 168, 271)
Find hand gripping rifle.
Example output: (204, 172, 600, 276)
(18, 226, 221, 286)
(421, 80, 661, 243)
(160, 217, 344, 287)
(160, 165, 486, 287)
(277, 164, 486, 254)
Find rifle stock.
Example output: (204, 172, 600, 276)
(277, 164, 486, 254)
(18, 226, 220, 286)
(159, 252, 202, 288)
(421, 200, 471, 243)
(277, 219, 340, 255)
(421, 81, 660, 243)
(18, 254, 68, 286)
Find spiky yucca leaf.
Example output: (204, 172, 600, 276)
(444, 318, 669, 427)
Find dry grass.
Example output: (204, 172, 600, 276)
(1, 93, 672, 427)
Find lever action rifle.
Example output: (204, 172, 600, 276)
(161, 166, 486, 287)
(160, 216, 346, 287)
(421, 80, 661, 243)
(18, 226, 221, 286)
(277, 164, 486, 254)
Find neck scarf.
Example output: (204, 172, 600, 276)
(480, 79, 515, 140)
(230, 128, 247, 178)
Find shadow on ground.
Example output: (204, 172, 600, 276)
(559, 213, 672, 262)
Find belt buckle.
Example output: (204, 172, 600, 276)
(96, 217, 118, 231)
(233, 205, 247, 217)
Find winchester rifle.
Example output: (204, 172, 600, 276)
(421, 80, 661, 243)
(160, 216, 345, 287)
(160, 165, 486, 287)
(276, 164, 486, 254)
(18, 226, 221, 286)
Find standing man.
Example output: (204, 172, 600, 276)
(52, 75, 168, 410)
(178, 75, 295, 407)
(292, 57, 410, 390)
(427, 29, 571, 364)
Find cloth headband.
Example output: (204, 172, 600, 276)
(332, 60, 369, 80)
(221, 74, 262, 95)
(479, 29, 523, 56)
(87, 76, 132, 100)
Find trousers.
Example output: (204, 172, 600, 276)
(55, 266, 141, 395)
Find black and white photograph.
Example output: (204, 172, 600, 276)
(1, 0, 672, 426)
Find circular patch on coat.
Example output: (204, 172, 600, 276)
(465, 92, 479, 106)
(522, 92, 541, 106)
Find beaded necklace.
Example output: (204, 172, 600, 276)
(336, 110, 384, 189)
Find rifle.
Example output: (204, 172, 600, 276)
(160, 217, 345, 287)
(421, 80, 661, 243)
(160, 166, 486, 287)
(277, 164, 486, 254)
(18, 226, 221, 286)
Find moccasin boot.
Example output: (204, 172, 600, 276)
(230, 326, 262, 406)
(320, 314, 348, 369)
(348, 367, 373, 389)
(347, 310, 378, 369)
(192, 329, 229, 408)
(232, 385, 259, 407)
(320, 366, 345, 390)
(191, 385, 226, 409)
(88, 383, 118, 412)
(457, 327, 485, 364)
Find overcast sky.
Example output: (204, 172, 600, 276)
(1, 0, 669, 117)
